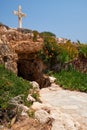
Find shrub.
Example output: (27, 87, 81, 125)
(40, 31, 56, 38)
(38, 36, 59, 68)
(38, 37, 78, 71)
(33, 30, 39, 42)
(58, 40, 78, 61)
(78, 44, 87, 59)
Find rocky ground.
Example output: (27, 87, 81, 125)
(0, 117, 51, 130)
(0, 82, 87, 130)
(40, 83, 87, 130)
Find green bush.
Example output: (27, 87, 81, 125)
(78, 44, 87, 58)
(58, 40, 78, 62)
(40, 31, 56, 38)
(33, 30, 39, 42)
(38, 36, 59, 68)
(38, 36, 79, 70)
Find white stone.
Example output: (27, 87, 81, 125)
(31, 102, 52, 111)
(21, 111, 28, 117)
(35, 109, 51, 124)
(27, 94, 36, 102)
(19, 104, 29, 112)
(49, 76, 56, 83)
(30, 81, 40, 90)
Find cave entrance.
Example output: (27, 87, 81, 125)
(17, 53, 38, 81)
(17, 59, 34, 81)
(17, 53, 51, 88)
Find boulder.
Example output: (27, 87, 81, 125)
(31, 102, 52, 111)
(35, 109, 51, 124)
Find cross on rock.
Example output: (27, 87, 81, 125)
(13, 5, 26, 28)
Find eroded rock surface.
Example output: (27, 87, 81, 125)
(40, 84, 87, 130)
(0, 24, 51, 88)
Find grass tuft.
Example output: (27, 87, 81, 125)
(0, 64, 32, 109)
(52, 69, 87, 92)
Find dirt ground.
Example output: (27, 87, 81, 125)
(0, 116, 52, 130)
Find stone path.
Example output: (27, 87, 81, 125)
(40, 83, 87, 130)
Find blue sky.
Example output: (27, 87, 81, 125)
(0, 0, 87, 43)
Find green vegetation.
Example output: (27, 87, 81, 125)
(52, 69, 87, 92)
(38, 34, 79, 70)
(78, 44, 87, 58)
(38, 31, 87, 68)
(38, 36, 59, 68)
(58, 40, 78, 61)
(0, 64, 32, 110)
(40, 31, 56, 38)
(33, 30, 39, 42)
(38, 32, 87, 93)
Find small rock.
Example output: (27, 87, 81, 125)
(31, 102, 44, 110)
(21, 111, 28, 117)
(27, 94, 36, 102)
(35, 109, 51, 124)
(31, 102, 52, 111)
(19, 104, 29, 112)
(49, 76, 56, 83)
(30, 81, 40, 90)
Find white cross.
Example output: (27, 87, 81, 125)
(13, 5, 26, 28)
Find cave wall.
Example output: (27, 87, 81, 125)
(17, 53, 50, 88)
(0, 42, 18, 74)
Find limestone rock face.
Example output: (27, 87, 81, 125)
(0, 24, 8, 34)
(0, 42, 18, 73)
(0, 24, 51, 88)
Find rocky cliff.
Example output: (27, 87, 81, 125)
(0, 24, 50, 88)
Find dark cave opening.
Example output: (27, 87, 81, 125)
(17, 53, 51, 88)
(17, 59, 36, 81)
